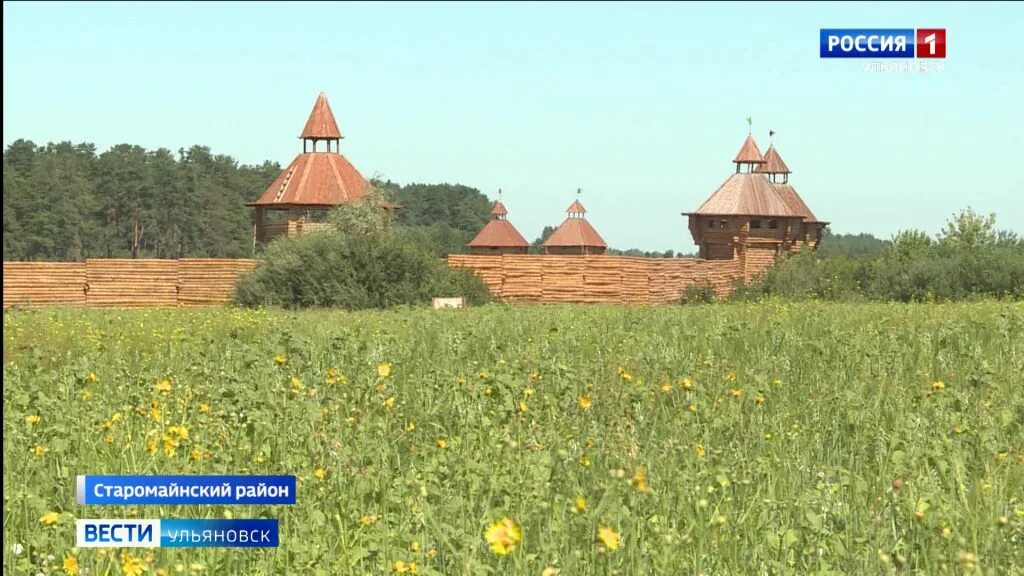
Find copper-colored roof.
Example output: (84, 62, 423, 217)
(566, 199, 586, 213)
(467, 219, 529, 248)
(543, 217, 607, 248)
(733, 134, 765, 164)
(300, 92, 342, 140)
(755, 146, 791, 174)
(491, 201, 509, 216)
(772, 184, 818, 222)
(691, 173, 799, 217)
(248, 152, 369, 207)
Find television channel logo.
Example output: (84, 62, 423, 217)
(820, 29, 946, 58)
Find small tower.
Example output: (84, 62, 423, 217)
(466, 190, 530, 255)
(543, 190, 607, 255)
(683, 129, 827, 277)
(755, 133, 828, 249)
(247, 92, 373, 244)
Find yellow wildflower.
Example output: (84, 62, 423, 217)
(410, 540, 420, 553)
(932, 380, 945, 390)
(597, 526, 620, 551)
(484, 517, 522, 555)
(632, 468, 648, 492)
(436, 438, 447, 449)
(755, 395, 766, 406)
(378, 362, 392, 378)
(155, 379, 172, 393)
(523, 387, 535, 397)
(661, 381, 671, 393)
(40, 511, 60, 525)
(541, 568, 560, 576)
(519, 401, 528, 413)
(682, 377, 694, 390)
(31, 445, 48, 457)
(314, 468, 325, 481)
(730, 388, 742, 398)
(574, 497, 587, 512)
(578, 396, 592, 409)
(393, 560, 410, 573)
(63, 556, 80, 575)
(85, 372, 98, 383)
(26, 414, 41, 426)
(407, 421, 416, 432)
(696, 444, 706, 458)
(121, 553, 144, 576)
(274, 354, 286, 366)
(384, 396, 396, 409)
(199, 403, 211, 414)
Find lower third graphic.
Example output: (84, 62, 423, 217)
(76, 519, 279, 548)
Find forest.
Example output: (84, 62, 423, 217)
(3, 139, 897, 262)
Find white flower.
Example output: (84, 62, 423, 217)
(11, 543, 23, 556)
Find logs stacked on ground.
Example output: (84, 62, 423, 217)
(178, 259, 257, 306)
(2, 262, 87, 308)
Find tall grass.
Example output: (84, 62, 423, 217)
(4, 302, 1022, 575)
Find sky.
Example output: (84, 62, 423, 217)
(4, 1, 1023, 252)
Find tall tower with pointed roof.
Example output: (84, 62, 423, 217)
(247, 92, 373, 244)
(543, 190, 607, 255)
(467, 190, 530, 255)
(683, 131, 826, 277)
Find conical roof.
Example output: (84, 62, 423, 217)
(566, 199, 586, 214)
(733, 134, 765, 164)
(491, 201, 509, 217)
(544, 218, 606, 248)
(467, 219, 529, 248)
(772, 184, 818, 222)
(691, 173, 799, 217)
(300, 92, 342, 140)
(755, 146, 791, 174)
(247, 152, 369, 207)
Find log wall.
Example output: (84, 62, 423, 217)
(3, 259, 257, 308)
(447, 254, 742, 304)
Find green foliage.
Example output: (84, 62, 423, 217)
(740, 209, 1023, 302)
(679, 281, 717, 304)
(2, 140, 280, 260)
(816, 229, 888, 259)
(529, 226, 557, 254)
(235, 195, 491, 309)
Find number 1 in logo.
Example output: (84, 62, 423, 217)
(916, 29, 946, 58)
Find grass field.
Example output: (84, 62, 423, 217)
(4, 302, 1023, 575)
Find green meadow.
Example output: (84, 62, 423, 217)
(4, 302, 1023, 575)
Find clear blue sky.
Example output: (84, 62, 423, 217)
(4, 1, 1022, 251)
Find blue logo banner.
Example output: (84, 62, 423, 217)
(77, 475, 296, 505)
(76, 519, 279, 548)
(820, 29, 915, 58)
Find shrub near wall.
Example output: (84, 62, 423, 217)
(234, 229, 491, 310)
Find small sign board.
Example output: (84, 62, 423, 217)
(432, 297, 465, 309)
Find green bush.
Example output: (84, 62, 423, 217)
(235, 192, 491, 309)
(740, 209, 1023, 302)
(679, 281, 717, 304)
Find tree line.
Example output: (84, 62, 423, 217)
(3, 140, 709, 261)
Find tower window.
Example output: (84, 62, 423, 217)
(768, 220, 778, 229)
(707, 219, 714, 228)
(751, 220, 762, 229)
(719, 220, 728, 229)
